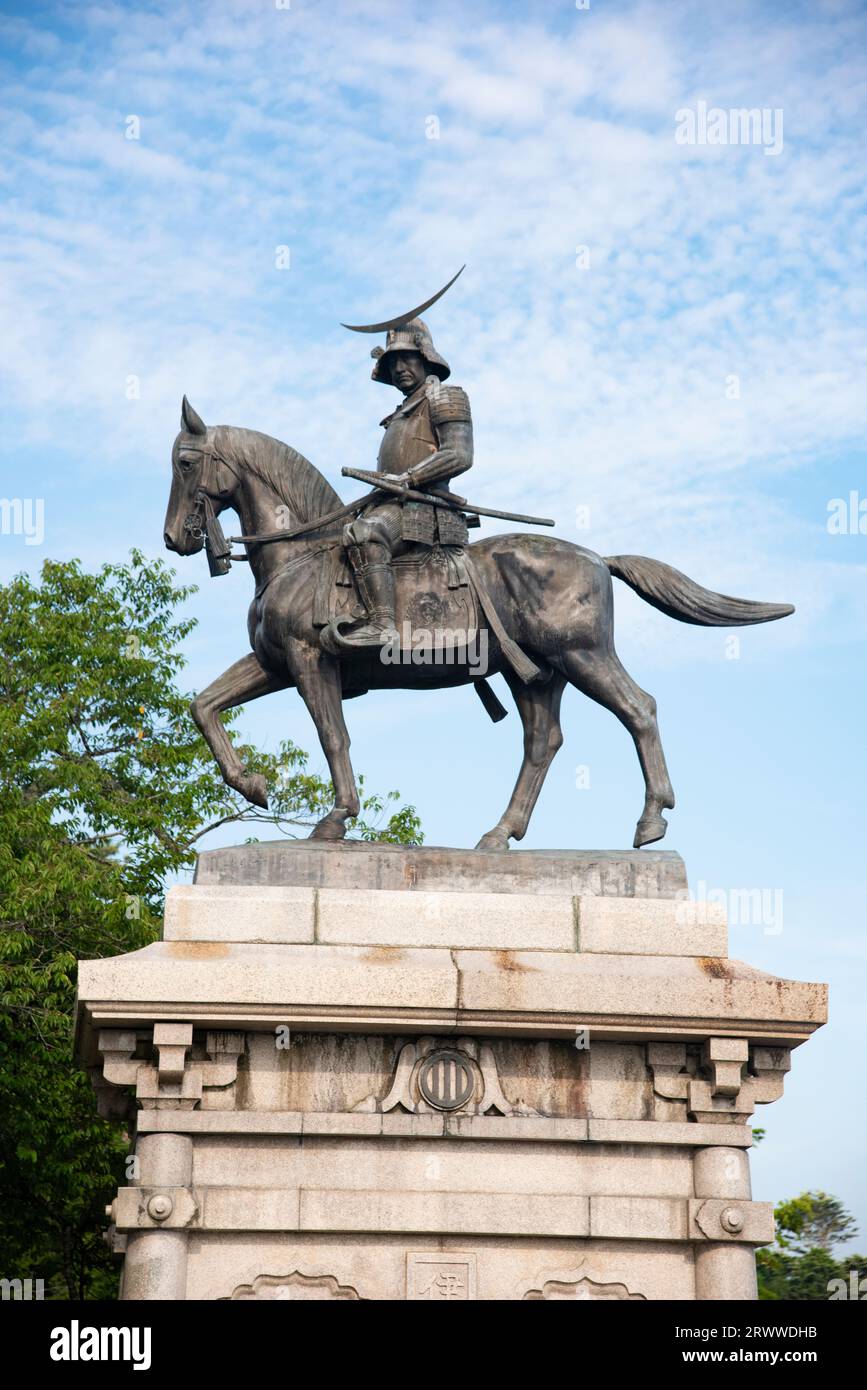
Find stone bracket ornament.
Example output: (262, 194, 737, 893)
(111, 1185, 200, 1231)
(94, 1025, 244, 1114)
(702, 1037, 748, 1096)
(689, 1199, 775, 1245)
(355, 1036, 539, 1117)
(102, 1223, 128, 1257)
(648, 1039, 791, 1124)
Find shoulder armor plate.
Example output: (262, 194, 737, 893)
(426, 379, 471, 425)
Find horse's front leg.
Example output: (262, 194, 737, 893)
(191, 653, 289, 808)
(286, 639, 360, 840)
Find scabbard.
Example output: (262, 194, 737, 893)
(341, 467, 555, 527)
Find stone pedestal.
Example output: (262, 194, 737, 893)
(75, 844, 826, 1301)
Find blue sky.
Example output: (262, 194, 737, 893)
(1, 0, 866, 1253)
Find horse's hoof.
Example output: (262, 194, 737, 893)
(240, 773, 269, 809)
(309, 817, 348, 842)
(475, 829, 510, 853)
(633, 813, 668, 849)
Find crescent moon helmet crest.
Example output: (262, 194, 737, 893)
(340, 265, 465, 333)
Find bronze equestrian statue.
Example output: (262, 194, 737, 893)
(163, 290, 793, 852)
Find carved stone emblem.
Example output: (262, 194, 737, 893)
(407, 1253, 477, 1301)
(417, 1049, 475, 1111)
(355, 1036, 539, 1116)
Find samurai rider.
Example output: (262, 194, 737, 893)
(336, 317, 473, 649)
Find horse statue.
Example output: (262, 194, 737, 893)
(163, 397, 793, 851)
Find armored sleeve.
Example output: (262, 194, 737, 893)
(402, 379, 473, 490)
(426, 380, 472, 426)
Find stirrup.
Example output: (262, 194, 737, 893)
(321, 615, 399, 654)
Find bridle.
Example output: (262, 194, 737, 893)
(180, 440, 244, 577)
(176, 433, 353, 588)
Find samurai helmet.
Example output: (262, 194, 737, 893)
(340, 267, 464, 386)
(370, 317, 450, 386)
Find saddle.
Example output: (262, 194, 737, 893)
(313, 544, 471, 637)
(315, 543, 541, 701)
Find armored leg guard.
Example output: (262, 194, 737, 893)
(332, 544, 398, 650)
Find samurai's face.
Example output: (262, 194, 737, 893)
(389, 350, 426, 395)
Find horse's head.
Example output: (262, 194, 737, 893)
(164, 396, 237, 555)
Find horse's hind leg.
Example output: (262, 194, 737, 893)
(191, 653, 290, 808)
(475, 671, 567, 852)
(559, 646, 675, 848)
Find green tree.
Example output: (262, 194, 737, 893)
(0, 553, 421, 1298)
(773, 1190, 859, 1254)
(757, 1191, 865, 1300)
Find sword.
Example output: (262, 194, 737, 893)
(227, 470, 556, 549)
(341, 467, 555, 527)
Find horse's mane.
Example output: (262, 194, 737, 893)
(216, 425, 342, 525)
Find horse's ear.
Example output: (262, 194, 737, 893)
(181, 396, 206, 435)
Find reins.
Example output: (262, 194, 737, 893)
(181, 437, 340, 583)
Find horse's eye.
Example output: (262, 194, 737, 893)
(179, 455, 197, 470)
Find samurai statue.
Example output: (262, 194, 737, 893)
(335, 317, 474, 649)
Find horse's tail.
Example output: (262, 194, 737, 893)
(604, 555, 794, 627)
